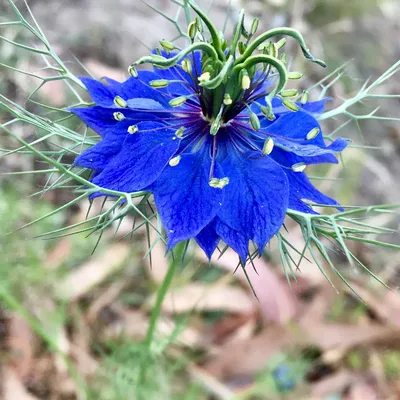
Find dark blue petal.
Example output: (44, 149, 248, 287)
(79, 77, 115, 106)
(116, 71, 171, 108)
(75, 133, 123, 171)
(195, 220, 219, 259)
(263, 111, 324, 144)
(69, 106, 117, 134)
(218, 151, 289, 252)
(287, 170, 343, 211)
(215, 219, 249, 262)
(274, 137, 350, 158)
(80, 74, 171, 109)
(270, 148, 339, 167)
(91, 121, 180, 192)
(260, 111, 349, 165)
(69, 106, 168, 137)
(270, 98, 330, 117)
(301, 98, 330, 115)
(287, 197, 318, 214)
(154, 152, 224, 249)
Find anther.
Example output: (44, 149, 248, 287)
(281, 89, 299, 98)
(276, 38, 286, 50)
(113, 112, 125, 121)
(150, 79, 170, 88)
(169, 155, 181, 167)
(267, 42, 278, 58)
(250, 18, 259, 35)
(249, 110, 260, 131)
(262, 137, 274, 155)
(198, 72, 211, 83)
(288, 71, 303, 80)
(282, 99, 300, 112)
(306, 127, 320, 140)
(175, 127, 185, 138)
(114, 96, 127, 108)
(128, 65, 138, 78)
(238, 42, 247, 55)
(181, 59, 192, 74)
(188, 21, 197, 40)
(223, 94, 233, 106)
(301, 90, 309, 104)
(169, 96, 187, 107)
(209, 177, 230, 189)
(159, 40, 175, 51)
(292, 162, 307, 172)
(127, 125, 138, 134)
(240, 70, 251, 90)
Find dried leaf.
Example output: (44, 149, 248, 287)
(150, 282, 255, 314)
(3, 368, 40, 400)
(55, 243, 131, 301)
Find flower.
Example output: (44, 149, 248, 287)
(70, 4, 349, 261)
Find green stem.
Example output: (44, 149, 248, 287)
(144, 241, 186, 347)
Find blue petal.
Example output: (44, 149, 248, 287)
(287, 170, 343, 211)
(263, 111, 324, 144)
(261, 111, 349, 165)
(217, 151, 289, 252)
(270, 147, 339, 167)
(270, 98, 330, 117)
(69, 106, 117, 134)
(274, 137, 350, 158)
(79, 74, 171, 108)
(91, 121, 180, 192)
(215, 219, 249, 262)
(154, 152, 224, 249)
(301, 98, 331, 115)
(79, 77, 115, 106)
(69, 106, 167, 137)
(196, 220, 219, 259)
(116, 71, 171, 108)
(75, 132, 123, 171)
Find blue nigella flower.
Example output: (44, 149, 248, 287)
(70, 3, 349, 261)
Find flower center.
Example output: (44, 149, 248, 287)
(132, 0, 326, 135)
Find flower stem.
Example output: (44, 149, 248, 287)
(144, 241, 186, 348)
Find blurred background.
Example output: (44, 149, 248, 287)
(1, 0, 400, 399)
